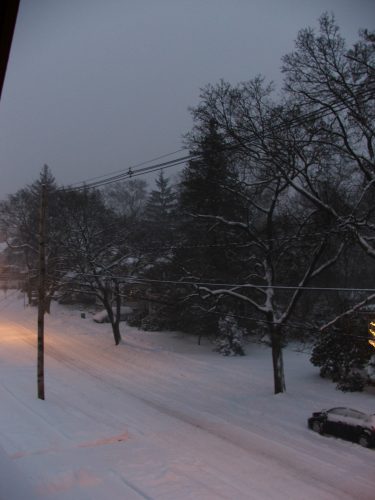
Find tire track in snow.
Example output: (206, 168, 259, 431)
(5, 317, 375, 500)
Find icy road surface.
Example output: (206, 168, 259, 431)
(0, 292, 374, 499)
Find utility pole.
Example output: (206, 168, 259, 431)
(37, 183, 47, 400)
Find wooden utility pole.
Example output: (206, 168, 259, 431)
(37, 183, 47, 400)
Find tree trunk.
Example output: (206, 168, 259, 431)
(45, 296, 51, 314)
(111, 321, 121, 346)
(100, 287, 120, 345)
(113, 280, 122, 345)
(102, 283, 122, 346)
(37, 183, 47, 401)
(105, 306, 122, 346)
(270, 324, 286, 394)
(26, 280, 32, 305)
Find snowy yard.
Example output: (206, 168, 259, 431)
(0, 291, 374, 499)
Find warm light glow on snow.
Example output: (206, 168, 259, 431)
(0, 322, 31, 343)
(369, 321, 375, 349)
(1, 291, 375, 499)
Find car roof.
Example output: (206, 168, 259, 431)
(328, 407, 368, 416)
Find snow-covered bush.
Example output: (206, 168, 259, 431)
(140, 314, 166, 331)
(336, 372, 366, 392)
(366, 355, 375, 384)
(214, 315, 246, 356)
(310, 317, 373, 392)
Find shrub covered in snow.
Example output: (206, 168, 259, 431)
(140, 313, 170, 331)
(310, 317, 373, 392)
(92, 307, 133, 323)
(214, 315, 246, 356)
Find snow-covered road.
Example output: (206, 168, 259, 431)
(0, 293, 374, 499)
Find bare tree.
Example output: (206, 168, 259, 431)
(184, 79, 344, 393)
(0, 166, 62, 311)
(282, 14, 375, 256)
(101, 179, 148, 220)
(57, 188, 145, 345)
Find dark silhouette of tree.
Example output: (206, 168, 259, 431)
(57, 189, 133, 345)
(145, 171, 176, 223)
(179, 78, 344, 394)
(0, 165, 61, 311)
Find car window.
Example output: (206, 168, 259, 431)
(327, 408, 356, 425)
(346, 409, 366, 420)
(328, 408, 347, 416)
(327, 408, 346, 423)
(327, 408, 371, 427)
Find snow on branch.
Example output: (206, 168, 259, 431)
(320, 292, 375, 332)
(198, 285, 270, 313)
(190, 213, 249, 231)
(355, 231, 375, 260)
(310, 241, 345, 279)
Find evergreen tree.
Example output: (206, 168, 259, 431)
(215, 315, 246, 356)
(311, 316, 373, 391)
(180, 118, 240, 218)
(177, 118, 243, 283)
(153, 120, 244, 341)
(145, 171, 176, 223)
(141, 171, 177, 253)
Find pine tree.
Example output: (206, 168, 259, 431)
(145, 171, 176, 223)
(176, 118, 245, 286)
(311, 316, 373, 391)
(155, 120, 244, 341)
(180, 118, 239, 218)
(215, 315, 246, 356)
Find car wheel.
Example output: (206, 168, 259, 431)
(312, 421, 324, 434)
(358, 433, 370, 448)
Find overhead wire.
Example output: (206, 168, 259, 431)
(66, 148, 188, 188)
(53, 285, 372, 342)
(52, 271, 375, 294)
(57, 84, 375, 192)
(59, 153, 201, 192)
(4, 85, 374, 339)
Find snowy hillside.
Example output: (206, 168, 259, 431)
(0, 291, 374, 499)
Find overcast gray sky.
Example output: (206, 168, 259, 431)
(0, 0, 374, 199)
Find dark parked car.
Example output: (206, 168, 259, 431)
(308, 407, 375, 448)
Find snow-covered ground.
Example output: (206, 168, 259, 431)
(0, 291, 374, 499)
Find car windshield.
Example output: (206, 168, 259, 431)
(328, 408, 347, 416)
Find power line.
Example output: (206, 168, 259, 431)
(66, 148, 189, 188)
(57, 85, 375, 193)
(59, 153, 201, 193)
(53, 286, 372, 342)
(118, 229, 342, 252)
(197, 309, 371, 340)
(54, 272, 375, 293)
